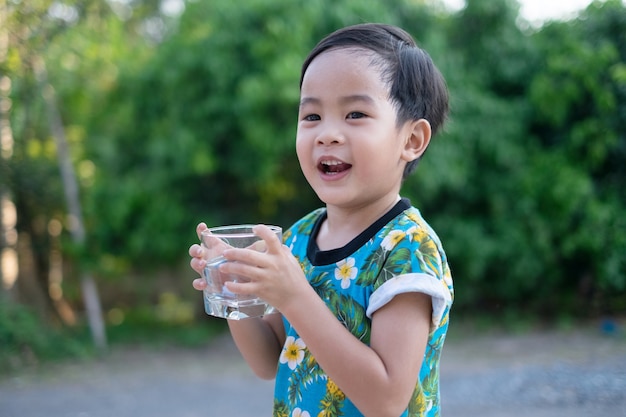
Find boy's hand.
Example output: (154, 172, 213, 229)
(218, 224, 308, 312)
(189, 222, 209, 291)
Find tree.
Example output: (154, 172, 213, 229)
(0, 0, 18, 302)
(414, 0, 626, 314)
(83, 0, 419, 268)
(3, 0, 173, 349)
(5, 0, 624, 340)
(4, 0, 109, 349)
(527, 0, 626, 300)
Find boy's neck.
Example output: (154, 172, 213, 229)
(317, 195, 402, 251)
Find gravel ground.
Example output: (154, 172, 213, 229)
(1, 324, 625, 417)
(440, 326, 626, 417)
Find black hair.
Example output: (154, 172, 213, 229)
(300, 23, 449, 178)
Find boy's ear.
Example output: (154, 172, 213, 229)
(401, 119, 431, 162)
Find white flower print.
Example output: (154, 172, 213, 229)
(292, 408, 311, 417)
(335, 258, 358, 289)
(406, 225, 419, 242)
(381, 229, 406, 251)
(280, 336, 306, 370)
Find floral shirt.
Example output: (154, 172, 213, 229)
(273, 199, 454, 417)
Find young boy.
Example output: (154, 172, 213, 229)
(189, 23, 453, 417)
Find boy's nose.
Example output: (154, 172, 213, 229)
(316, 124, 345, 145)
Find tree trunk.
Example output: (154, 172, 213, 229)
(33, 56, 107, 352)
(0, 0, 17, 302)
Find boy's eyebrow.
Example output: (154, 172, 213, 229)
(299, 97, 319, 108)
(299, 94, 376, 107)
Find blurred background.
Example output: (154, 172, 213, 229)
(0, 0, 625, 374)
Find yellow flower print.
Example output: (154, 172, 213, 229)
(318, 378, 346, 416)
(292, 408, 311, 417)
(443, 269, 453, 288)
(335, 258, 358, 289)
(407, 210, 421, 224)
(407, 226, 428, 244)
(381, 229, 406, 251)
(280, 336, 306, 370)
(408, 384, 427, 416)
(325, 379, 343, 398)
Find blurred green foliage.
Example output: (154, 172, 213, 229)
(0, 300, 90, 372)
(2, 0, 625, 352)
(0, 295, 225, 372)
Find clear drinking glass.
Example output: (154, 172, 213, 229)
(200, 225, 281, 320)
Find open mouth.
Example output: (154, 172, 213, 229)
(319, 159, 352, 175)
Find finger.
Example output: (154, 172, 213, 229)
(192, 277, 207, 291)
(190, 257, 206, 274)
(188, 243, 203, 258)
(253, 224, 282, 252)
(224, 280, 258, 295)
(196, 222, 208, 240)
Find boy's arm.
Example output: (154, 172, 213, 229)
(280, 287, 431, 417)
(188, 226, 285, 380)
(227, 312, 285, 380)
(218, 224, 432, 416)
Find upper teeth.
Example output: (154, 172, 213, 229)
(321, 160, 342, 165)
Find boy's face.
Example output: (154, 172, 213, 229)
(296, 48, 417, 211)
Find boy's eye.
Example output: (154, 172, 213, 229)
(347, 111, 365, 119)
(303, 114, 321, 122)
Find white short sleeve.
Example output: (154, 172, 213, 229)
(366, 273, 452, 327)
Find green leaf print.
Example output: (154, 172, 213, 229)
(299, 210, 324, 233)
(414, 233, 441, 276)
(273, 400, 290, 417)
(310, 272, 334, 298)
(418, 236, 438, 258)
(424, 332, 445, 365)
(355, 246, 387, 287)
(385, 247, 413, 275)
(363, 247, 414, 290)
(407, 384, 427, 417)
(287, 350, 325, 406)
(334, 293, 370, 342)
(318, 378, 346, 417)
(310, 273, 371, 343)
(421, 366, 440, 415)
(396, 214, 413, 228)
(283, 228, 294, 244)
(285, 209, 323, 246)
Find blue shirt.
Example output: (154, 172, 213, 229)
(273, 199, 454, 417)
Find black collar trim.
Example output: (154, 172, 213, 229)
(307, 198, 411, 266)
